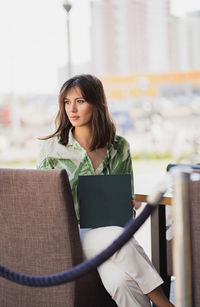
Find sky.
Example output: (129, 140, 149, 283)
(0, 0, 200, 95)
(171, 0, 200, 16)
(0, 0, 91, 94)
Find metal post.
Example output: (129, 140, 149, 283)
(172, 169, 192, 307)
(63, 1, 72, 78)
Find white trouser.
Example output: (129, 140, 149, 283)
(81, 226, 163, 307)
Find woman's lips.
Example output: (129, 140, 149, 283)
(70, 116, 80, 120)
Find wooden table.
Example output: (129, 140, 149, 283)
(135, 193, 172, 298)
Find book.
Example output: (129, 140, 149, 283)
(78, 174, 133, 228)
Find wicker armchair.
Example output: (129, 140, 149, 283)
(0, 168, 116, 307)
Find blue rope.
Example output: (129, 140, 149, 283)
(0, 203, 155, 287)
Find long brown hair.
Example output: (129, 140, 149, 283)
(40, 74, 116, 151)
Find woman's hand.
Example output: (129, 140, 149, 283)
(132, 199, 142, 210)
(132, 199, 136, 208)
(132, 200, 141, 217)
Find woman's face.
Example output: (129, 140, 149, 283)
(64, 86, 93, 128)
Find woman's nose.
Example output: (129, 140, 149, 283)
(70, 102, 77, 112)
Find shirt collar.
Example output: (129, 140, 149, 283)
(68, 128, 84, 151)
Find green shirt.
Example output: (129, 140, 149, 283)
(37, 130, 134, 219)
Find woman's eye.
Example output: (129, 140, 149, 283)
(65, 101, 70, 105)
(77, 99, 85, 104)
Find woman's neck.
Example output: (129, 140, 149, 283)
(73, 126, 108, 170)
(73, 126, 92, 151)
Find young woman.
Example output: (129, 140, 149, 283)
(37, 74, 174, 307)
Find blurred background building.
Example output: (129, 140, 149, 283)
(90, 0, 170, 75)
(90, 0, 200, 75)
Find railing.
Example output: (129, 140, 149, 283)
(136, 165, 200, 306)
(135, 193, 172, 205)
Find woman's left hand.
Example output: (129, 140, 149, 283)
(132, 199, 136, 208)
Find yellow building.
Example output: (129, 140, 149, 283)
(101, 71, 200, 100)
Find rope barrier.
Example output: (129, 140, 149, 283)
(0, 189, 165, 287)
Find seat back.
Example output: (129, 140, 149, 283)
(0, 168, 116, 307)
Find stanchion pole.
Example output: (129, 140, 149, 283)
(172, 169, 192, 307)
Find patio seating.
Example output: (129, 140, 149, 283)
(0, 168, 117, 307)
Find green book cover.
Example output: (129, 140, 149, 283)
(78, 174, 132, 228)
